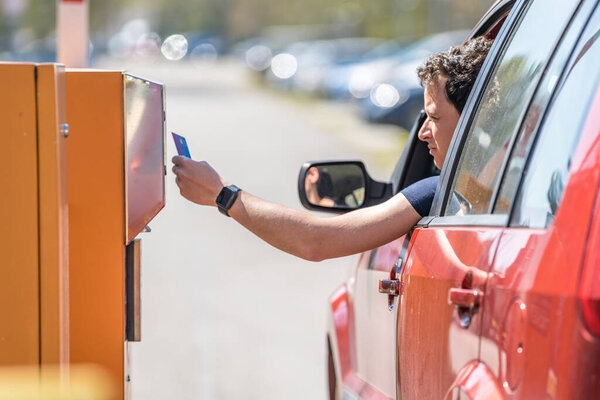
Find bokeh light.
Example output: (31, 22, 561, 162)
(245, 45, 273, 71)
(108, 31, 135, 58)
(370, 83, 401, 108)
(134, 33, 161, 60)
(349, 71, 376, 99)
(161, 34, 188, 61)
(108, 19, 152, 59)
(270, 53, 298, 79)
(190, 43, 218, 66)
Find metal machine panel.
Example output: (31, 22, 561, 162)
(36, 63, 70, 369)
(66, 69, 126, 396)
(0, 63, 40, 366)
(125, 239, 141, 342)
(124, 74, 165, 243)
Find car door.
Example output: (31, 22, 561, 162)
(477, 3, 600, 398)
(396, 0, 586, 397)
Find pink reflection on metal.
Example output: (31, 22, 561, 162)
(124, 75, 165, 243)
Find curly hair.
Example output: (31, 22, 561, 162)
(417, 36, 493, 113)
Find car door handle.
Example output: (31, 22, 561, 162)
(448, 288, 482, 308)
(379, 279, 403, 296)
(448, 288, 483, 329)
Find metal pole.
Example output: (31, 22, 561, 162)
(57, 0, 89, 67)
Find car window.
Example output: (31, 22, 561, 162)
(443, 0, 581, 216)
(494, 0, 598, 215)
(508, 4, 600, 228)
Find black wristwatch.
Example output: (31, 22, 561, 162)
(216, 185, 242, 217)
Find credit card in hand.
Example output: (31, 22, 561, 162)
(172, 132, 191, 158)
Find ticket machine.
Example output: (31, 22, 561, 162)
(0, 63, 166, 399)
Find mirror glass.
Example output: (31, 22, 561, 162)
(304, 164, 365, 209)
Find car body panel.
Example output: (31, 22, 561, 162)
(353, 237, 405, 397)
(328, 260, 394, 400)
(446, 361, 505, 400)
(397, 228, 502, 398)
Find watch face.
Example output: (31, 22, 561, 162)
(220, 189, 232, 205)
(216, 185, 241, 216)
(217, 186, 239, 208)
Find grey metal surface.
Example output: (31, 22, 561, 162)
(124, 74, 165, 243)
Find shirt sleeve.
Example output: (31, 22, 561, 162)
(400, 176, 440, 217)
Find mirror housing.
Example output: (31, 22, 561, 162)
(298, 160, 393, 213)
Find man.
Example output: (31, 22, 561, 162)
(171, 36, 492, 261)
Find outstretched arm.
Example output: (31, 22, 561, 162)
(172, 156, 421, 261)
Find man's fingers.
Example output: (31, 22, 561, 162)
(172, 164, 189, 179)
(172, 165, 186, 180)
(172, 155, 190, 166)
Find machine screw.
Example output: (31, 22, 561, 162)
(59, 123, 69, 138)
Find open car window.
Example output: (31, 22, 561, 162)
(389, 2, 512, 200)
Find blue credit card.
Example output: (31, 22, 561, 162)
(172, 132, 191, 158)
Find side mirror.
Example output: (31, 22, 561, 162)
(297, 160, 393, 213)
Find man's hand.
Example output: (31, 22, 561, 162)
(172, 156, 227, 206)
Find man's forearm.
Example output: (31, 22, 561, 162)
(228, 191, 419, 261)
(228, 191, 329, 261)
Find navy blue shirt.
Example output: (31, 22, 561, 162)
(400, 176, 439, 217)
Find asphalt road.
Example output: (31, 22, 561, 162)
(99, 57, 404, 400)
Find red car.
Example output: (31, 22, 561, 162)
(298, 0, 600, 398)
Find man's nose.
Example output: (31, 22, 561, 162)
(418, 120, 431, 140)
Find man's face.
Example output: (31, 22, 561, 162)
(417, 78, 460, 169)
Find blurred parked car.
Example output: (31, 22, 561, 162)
(319, 38, 408, 100)
(297, 0, 600, 398)
(360, 85, 424, 130)
(235, 25, 339, 75)
(357, 30, 468, 130)
(266, 38, 383, 93)
(319, 40, 406, 100)
(183, 31, 226, 61)
(348, 31, 466, 101)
